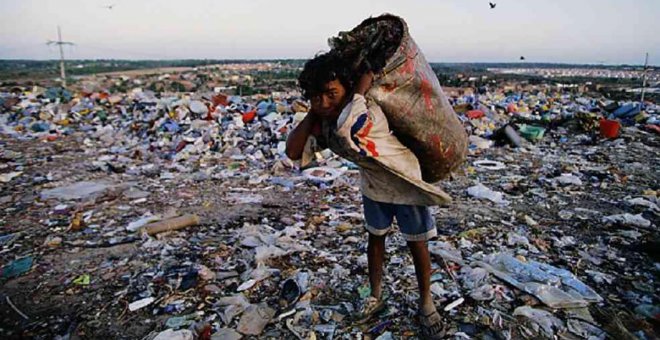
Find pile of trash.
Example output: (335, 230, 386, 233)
(450, 89, 660, 149)
(0, 68, 659, 339)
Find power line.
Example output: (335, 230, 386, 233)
(46, 26, 74, 87)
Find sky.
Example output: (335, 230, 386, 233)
(0, 0, 658, 65)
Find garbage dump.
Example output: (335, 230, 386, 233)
(0, 45, 659, 340)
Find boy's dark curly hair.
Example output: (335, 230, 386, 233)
(298, 52, 354, 100)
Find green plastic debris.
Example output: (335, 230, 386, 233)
(228, 162, 242, 171)
(73, 274, 90, 285)
(96, 110, 108, 122)
(517, 124, 546, 142)
(166, 313, 197, 329)
(2, 256, 33, 279)
(357, 284, 371, 299)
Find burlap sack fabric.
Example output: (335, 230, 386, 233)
(357, 14, 469, 183)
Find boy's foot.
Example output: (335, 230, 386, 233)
(355, 296, 386, 324)
(418, 309, 446, 339)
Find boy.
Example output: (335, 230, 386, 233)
(286, 52, 449, 339)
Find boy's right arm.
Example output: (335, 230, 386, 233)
(285, 111, 318, 160)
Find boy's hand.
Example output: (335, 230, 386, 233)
(355, 71, 375, 96)
(286, 108, 320, 160)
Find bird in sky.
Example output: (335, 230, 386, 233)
(489, 2, 496, 9)
(103, 4, 115, 10)
(520, 56, 526, 60)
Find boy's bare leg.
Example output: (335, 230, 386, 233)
(367, 233, 386, 299)
(408, 240, 435, 314)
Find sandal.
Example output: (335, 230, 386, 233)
(355, 296, 386, 324)
(418, 309, 446, 339)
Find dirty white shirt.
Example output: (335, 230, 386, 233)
(304, 94, 451, 206)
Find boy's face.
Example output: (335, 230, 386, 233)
(310, 79, 347, 119)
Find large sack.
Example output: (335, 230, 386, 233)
(333, 14, 468, 183)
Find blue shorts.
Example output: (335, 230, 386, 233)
(362, 195, 437, 241)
